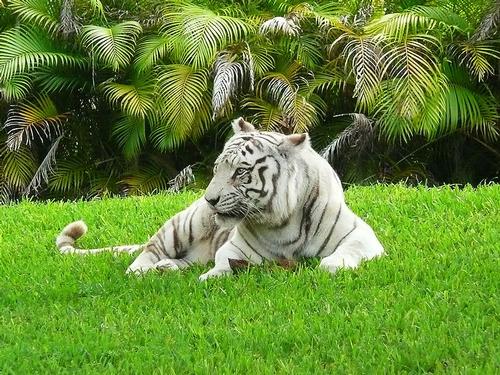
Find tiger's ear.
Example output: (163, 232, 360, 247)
(232, 117, 256, 133)
(279, 133, 310, 152)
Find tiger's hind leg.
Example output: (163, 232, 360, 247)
(319, 220, 383, 274)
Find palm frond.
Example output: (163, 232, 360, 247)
(167, 165, 195, 192)
(212, 50, 253, 119)
(3, 95, 68, 150)
(88, 0, 105, 19)
(321, 113, 374, 162)
(48, 158, 88, 193)
(259, 16, 301, 37)
(367, 6, 470, 40)
(241, 97, 284, 132)
(338, 35, 382, 111)
(246, 40, 275, 78)
(9, 0, 61, 35)
(441, 83, 498, 140)
(134, 34, 171, 73)
(101, 74, 155, 118)
(153, 64, 211, 150)
(80, 21, 142, 72)
(0, 26, 86, 81)
(33, 66, 90, 93)
(379, 35, 445, 120)
(24, 133, 63, 195)
(449, 40, 500, 81)
(121, 162, 170, 195)
(0, 74, 32, 102)
(286, 92, 322, 133)
(255, 62, 321, 132)
(111, 115, 146, 159)
(284, 34, 323, 70)
(0, 144, 36, 192)
(471, 0, 500, 41)
(163, 4, 252, 69)
(308, 68, 348, 94)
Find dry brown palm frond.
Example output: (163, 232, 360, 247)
(321, 113, 375, 163)
(24, 133, 63, 195)
(259, 16, 301, 37)
(167, 165, 195, 193)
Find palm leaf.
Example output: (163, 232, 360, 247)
(471, 0, 500, 41)
(153, 64, 211, 150)
(321, 113, 375, 162)
(33, 66, 90, 93)
(4, 95, 68, 150)
(80, 21, 142, 72)
(60, 0, 78, 36)
(241, 97, 284, 132)
(0, 26, 85, 81)
(380, 35, 444, 118)
(449, 40, 500, 81)
(111, 115, 146, 159)
(212, 50, 253, 119)
(25, 133, 63, 195)
(284, 33, 323, 70)
(337, 35, 382, 111)
(163, 4, 252, 69)
(259, 16, 301, 37)
(121, 162, 170, 195)
(0, 73, 32, 102)
(0, 144, 36, 192)
(48, 158, 88, 193)
(101, 74, 155, 118)
(134, 34, 171, 73)
(9, 0, 61, 35)
(167, 165, 195, 192)
(367, 6, 470, 40)
(441, 82, 498, 140)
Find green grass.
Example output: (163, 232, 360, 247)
(0, 185, 498, 374)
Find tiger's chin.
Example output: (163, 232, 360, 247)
(214, 212, 243, 228)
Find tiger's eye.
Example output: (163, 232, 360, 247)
(235, 168, 246, 176)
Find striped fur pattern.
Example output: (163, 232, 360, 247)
(57, 117, 383, 278)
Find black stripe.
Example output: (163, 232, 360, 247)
(312, 202, 328, 237)
(285, 185, 318, 251)
(316, 205, 342, 256)
(265, 157, 281, 210)
(256, 134, 280, 146)
(146, 243, 162, 261)
(229, 241, 251, 261)
(240, 235, 265, 261)
(155, 232, 170, 257)
(172, 220, 180, 254)
(331, 222, 357, 254)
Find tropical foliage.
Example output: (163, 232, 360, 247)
(0, 0, 499, 203)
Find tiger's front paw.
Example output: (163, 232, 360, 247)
(198, 267, 232, 281)
(155, 259, 180, 271)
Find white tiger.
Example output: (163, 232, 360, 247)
(57, 118, 384, 279)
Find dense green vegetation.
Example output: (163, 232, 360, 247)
(0, 185, 498, 372)
(0, 0, 499, 203)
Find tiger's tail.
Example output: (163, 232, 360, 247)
(56, 221, 143, 255)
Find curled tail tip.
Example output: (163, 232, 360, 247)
(56, 220, 88, 249)
(63, 220, 88, 238)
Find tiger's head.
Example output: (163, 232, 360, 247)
(204, 117, 310, 227)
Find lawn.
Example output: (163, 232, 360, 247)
(0, 185, 498, 373)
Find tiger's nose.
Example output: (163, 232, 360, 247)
(205, 196, 220, 207)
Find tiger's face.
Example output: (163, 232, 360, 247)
(204, 118, 308, 227)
